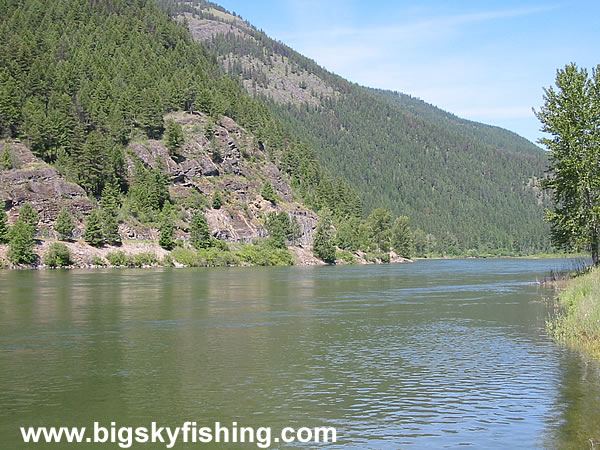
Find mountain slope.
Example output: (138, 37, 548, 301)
(174, 0, 551, 254)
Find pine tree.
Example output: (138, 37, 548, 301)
(212, 191, 223, 209)
(8, 219, 36, 265)
(1, 144, 12, 169)
(102, 211, 121, 246)
(159, 218, 175, 250)
(55, 207, 74, 241)
(261, 181, 277, 204)
(100, 180, 121, 215)
(165, 118, 184, 155)
(159, 201, 176, 250)
(0, 203, 9, 243)
(19, 202, 40, 234)
(84, 210, 104, 247)
(190, 210, 212, 249)
(290, 215, 302, 244)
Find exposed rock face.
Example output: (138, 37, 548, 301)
(0, 112, 318, 248)
(0, 143, 92, 237)
(127, 112, 316, 245)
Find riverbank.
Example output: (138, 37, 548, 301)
(0, 239, 412, 269)
(547, 267, 600, 359)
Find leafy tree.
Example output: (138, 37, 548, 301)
(366, 208, 393, 252)
(535, 63, 600, 265)
(392, 216, 412, 258)
(190, 210, 212, 249)
(84, 210, 104, 247)
(313, 208, 336, 263)
(0, 203, 9, 243)
(102, 211, 121, 246)
(19, 202, 40, 233)
(1, 144, 11, 169)
(261, 181, 277, 204)
(412, 228, 428, 257)
(8, 220, 36, 265)
(55, 207, 74, 241)
(44, 243, 72, 268)
(165, 119, 184, 154)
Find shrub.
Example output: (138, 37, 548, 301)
(336, 249, 357, 264)
(44, 243, 72, 268)
(171, 247, 198, 267)
(92, 255, 106, 266)
(106, 251, 132, 267)
(132, 252, 157, 267)
(161, 254, 174, 267)
(236, 241, 294, 266)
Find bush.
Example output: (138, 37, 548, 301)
(336, 249, 357, 264)
(44, 243, 72, 268)
(236, 241, 294, 266)
(171, 246, 237, 267)
(106, 251, 132, 267)
(92, 255, 106, 266)
(161, 254, 174, 267)
(132, 252, 157, 267)
(171, 247, 198, 267)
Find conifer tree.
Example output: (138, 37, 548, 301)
(84, 210, 104, 247)
(290, 215, 302, 244)
(1, 144, 12, 169)
(0, 203, 9, 244)
(55, 207, 74, 241)
(212, 191, 223, 209)
(159, 202, 176, 250)
(19, 202, 40, 234)
(102, 211, 121, 246)
(8, 219, 36, 264)
(261, 182, 277, 204)
(165, 119, 184, 155)
(159, 218, 175, 250)
(190, 210, 212, 249)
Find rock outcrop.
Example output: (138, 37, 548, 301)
(0, 143, 93, 238)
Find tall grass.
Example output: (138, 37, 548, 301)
(547, 267, 600, 359)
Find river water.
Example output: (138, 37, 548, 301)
(1, 258, 599, 448)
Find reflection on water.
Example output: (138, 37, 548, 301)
(0, 259, 599, 448)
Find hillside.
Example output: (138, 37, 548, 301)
(0, 0, 417, 268)
(174, 0, 551, 255)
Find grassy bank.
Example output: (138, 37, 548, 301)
(547, 267, 600, 359)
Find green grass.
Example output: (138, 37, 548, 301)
(547, 267, 600, 359)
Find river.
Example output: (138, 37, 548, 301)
(1, 259, 599, 448)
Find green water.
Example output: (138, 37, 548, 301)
(1, 259, 599, 448)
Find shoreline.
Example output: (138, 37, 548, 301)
(0, 239, 413, 270)
(546, 267, 600, 360)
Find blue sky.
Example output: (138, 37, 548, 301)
(214, 1, 599, 145)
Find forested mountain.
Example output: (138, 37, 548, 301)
(1, 0, 420, 268)
(171, 0, 552, 254)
